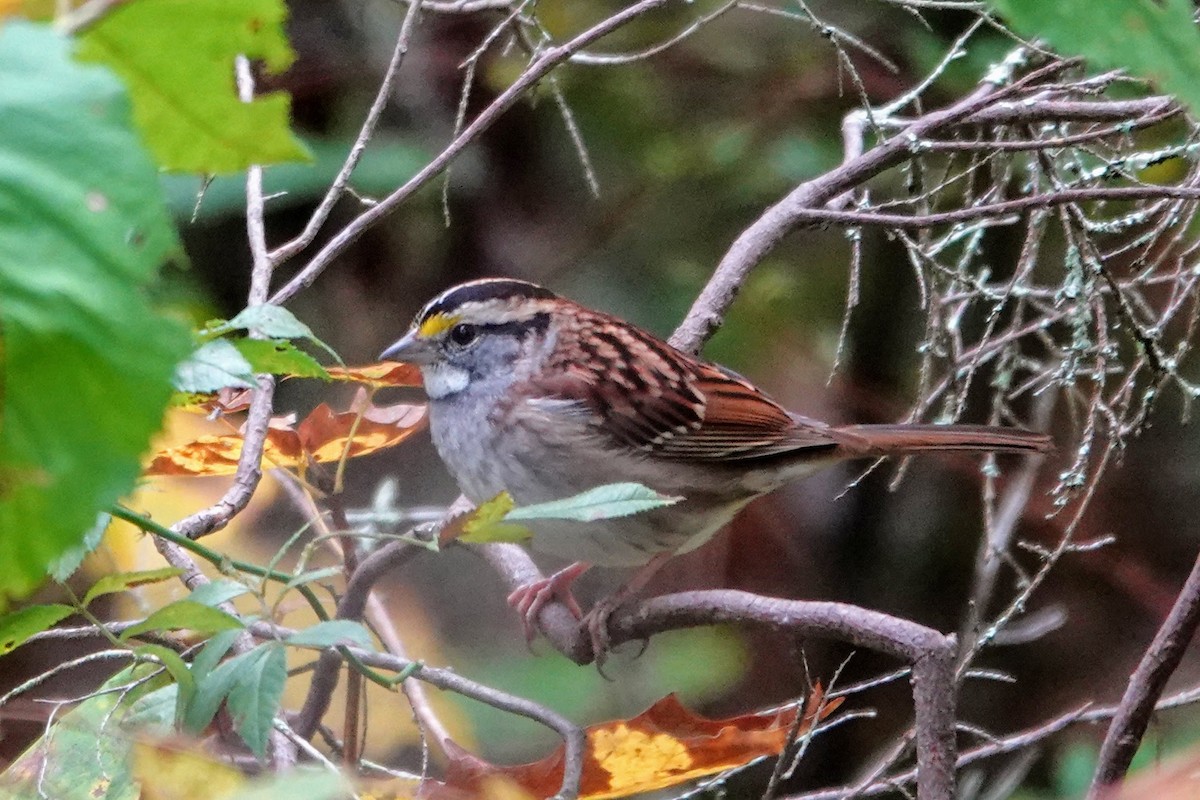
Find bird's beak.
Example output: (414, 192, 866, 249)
(379, 330, 436, 365)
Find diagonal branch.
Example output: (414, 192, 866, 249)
(269, 0, 678, 306)
(1089, 548, 1200, 794)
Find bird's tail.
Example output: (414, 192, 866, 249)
(840, 424, 1052, 457)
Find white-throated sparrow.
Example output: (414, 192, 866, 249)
(382, 278, 1051, 652)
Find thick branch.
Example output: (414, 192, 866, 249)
(479, 540, 958, 800)
(1089, 549, 1200, 793)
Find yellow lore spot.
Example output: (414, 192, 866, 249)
(418, 312, 460, 338)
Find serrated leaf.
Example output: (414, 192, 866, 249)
(173, 339, 255, 392)
(119, 600, 243, 640)
(82, 567, 185, 607)
(183, 654, 241, 735)
(233, 338, 330, 380)
(456, 484, 682, 544)
(46, 511, 109, 581)
(225, 642, 287, 758)
(217, 305, 314, 339)
(991, 0, 1200, 117)
(506, 483, 682, 523)
(209, 305, 340, 363)
(181, 628, 242, 734)
(0, 603, 73, 655)
(0, 22, 192, 602)
(285, 620, 374, 651)
(187, 579, 250, 608)
(75, 0, 310, 173)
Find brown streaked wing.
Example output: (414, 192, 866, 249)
(532, 308, 841, 461)
(650, 363, 841, 460)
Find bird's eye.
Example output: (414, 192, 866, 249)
(449, 323, 478, 347)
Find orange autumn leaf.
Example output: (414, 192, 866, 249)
(145, 396, 426, 477)
(173, 361, 421, 414)
(325, 360, 423, 388)
(444, 688, 843, 800)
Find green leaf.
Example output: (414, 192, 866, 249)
(119, 600, 243, 641)
(991, 0, 1200, 117)
(187, 579, 250, 608)
(233, 338, 331, 380)
(208, 305, 341, 363)
(225, 642, 287, 758)
(47, 512, 110, 581)
(191, 628, 243, 683)
(173, 339, 256, 392)
(123, 683, 181, 731)
(82, 567, 185, 607)
(507, 482, 682, 523)
(181, 627, 242, 734)
(133, 643, 196, 722)
(0, 604, 74, 655)
(0, 669, 144, 799)
(458, 484, 683, 544)
(0, 22, 191, 602)
(286, 620, 374, 651)
(75, 0, 310, 173)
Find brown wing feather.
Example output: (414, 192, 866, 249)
(531, 307, 840, 461)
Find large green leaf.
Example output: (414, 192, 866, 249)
(991, 0, 1200, 117)
(118, 600, 244, 641)
(75, 0, 310, 173)
(225, 642, 287, 758)
(0, 22, 191, 601)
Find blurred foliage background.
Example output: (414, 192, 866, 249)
(8, 0, 1200, 795)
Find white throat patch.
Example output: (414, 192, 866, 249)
(422, 362, 470, 399)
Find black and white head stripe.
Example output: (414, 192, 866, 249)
(418, 279, 557, 324)
(415, 278, 559, 337)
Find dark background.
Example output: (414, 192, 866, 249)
(7, 2, 1200, 796)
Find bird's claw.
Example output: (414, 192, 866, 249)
(506, 562, 589, 643)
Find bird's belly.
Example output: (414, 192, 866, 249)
(521, 498, 750, 567)
(428, 398, 758, 567)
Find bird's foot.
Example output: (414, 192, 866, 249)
(507, 561, 590, 643)
(581, 551, 673, 669)
(582, 593, 626, 671)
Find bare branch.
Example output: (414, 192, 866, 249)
(269, 0, 677, 306)
(1089, 549, 1200, 793)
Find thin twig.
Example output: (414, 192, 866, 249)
(269, 0, 676, 305)
(269, 0, 425, 266)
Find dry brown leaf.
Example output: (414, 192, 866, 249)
(443, 688, 844, 800)
(326, 361, 423, 388)
(145, 400, 427, 477)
